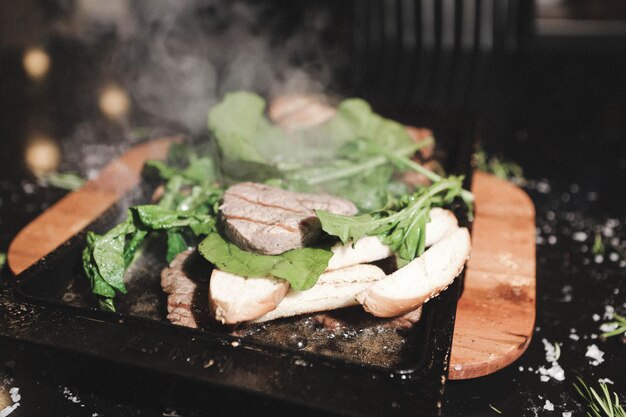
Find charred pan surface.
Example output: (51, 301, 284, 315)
(220, 182, 357, 255)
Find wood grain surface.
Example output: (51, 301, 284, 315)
(7, 142, 535, 381)
(449, 171, 536, 380)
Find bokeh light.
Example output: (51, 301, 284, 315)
(23, 47, 50, 80)
(99, 84, 130, 119)
(25, 134, 61, 175)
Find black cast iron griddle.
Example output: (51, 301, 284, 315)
(0, 138, 473, 417)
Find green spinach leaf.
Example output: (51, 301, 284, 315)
(198, 232, 332, 291)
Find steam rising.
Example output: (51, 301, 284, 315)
(57, 0, 341, 135)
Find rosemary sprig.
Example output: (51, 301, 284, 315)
(601, 313, 626, 338)
(574, 377, 625, 417)
(489, 404, 503, 414)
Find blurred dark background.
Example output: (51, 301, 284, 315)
(0, 1, 625, 415)
(1, 0, 625, 220)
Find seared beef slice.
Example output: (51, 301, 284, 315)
(220, 182, 357, 255)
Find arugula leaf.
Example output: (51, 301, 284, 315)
(207, 92, 428, 211)
(198, 232, 332, 291)
(317, 176, 464, 262)
(166, 229, 188, 262)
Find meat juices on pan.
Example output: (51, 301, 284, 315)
(220, 182, 357, 255)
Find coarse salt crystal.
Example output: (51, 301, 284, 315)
(592, 314, 601, 322)
(569, 334, 579, 341)
(519, 366, 524, 372)
(609, 253, 619, 262)
(0, 404, 19, 417)
(585, 344, 605, 366)
(572, 231, 587, 241)
(544, 400, 554, 411)
(598, 378, 614, 385)
(599, 322, 619, 333)
(548, 236, 557, 245)
(594, 255, 604, 263)
(604, 305, 615, 320)
(562, 412, 572, 417)
(542, 339, 558, 362)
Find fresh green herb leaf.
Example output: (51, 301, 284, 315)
(198, 232, 332, 291)
(83, 151, 224, 311)
(473, 146, 525, 183)
(91, 217, 135, 294)
(0, 252, 5, 269)
(98, 297, 116, 312)
(489, 404, 503, 414)
(574, 377, 625, 417)
(39, 172, 86, 191)
(166, 229, 188, 262)
(601, 313, 626, 338)
(207, 92, 432, 211)
(317, 176, 465, 263)
(593, 233, 606, 256)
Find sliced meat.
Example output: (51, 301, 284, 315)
(357, 227, 471, 317)
(326, 208, 458, 271)
(253, 264, 386, 323)
(209, 269, 290, 324)
(268, 95, 337, 130)
(161, 250, 212, 329)
(220, 182, 357, 255)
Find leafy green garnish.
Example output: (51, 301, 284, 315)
(83, 143, 223, 311)
(473, 146, 524, 182)
(207, 91, 435, 211)
(198, 232, 332, 291)
(574, 377, 625, 417)
(317, 176, 464, 263)
(39, 172, 86, 191)
(0, 252, 5, 270)
(601, 313, 626, 338)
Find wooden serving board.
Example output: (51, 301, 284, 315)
(7, 141, 535, 380)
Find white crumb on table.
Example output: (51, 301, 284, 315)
(543, 399, 554, 411)
(585, 344, 605, 366)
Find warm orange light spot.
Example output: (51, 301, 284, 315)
(99, 84, 130, 119)
(23, 47, 50, 80)
(25, 134, 61, 175)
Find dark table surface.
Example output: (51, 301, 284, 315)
(1, 2, 625, 416)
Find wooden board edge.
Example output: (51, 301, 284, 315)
(448, 172, 536, 380)
(7, 138, 175, 275)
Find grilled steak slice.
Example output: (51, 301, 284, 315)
(161, 250, 212, 329)
(220, 182, 357, 255)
